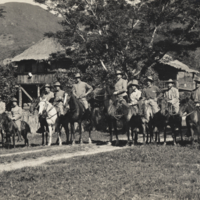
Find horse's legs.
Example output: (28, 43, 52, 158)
(71, 123, 75, 145)
(1, 130, 4, 148)
(79, 122, 83, 145)
(163, 125, 167, 146)
(47, 125, 52, 146)
(179, 120, 183, 143)
(63, 122, 69, 144)
(114, 119, 119, 146)
(13, 133, 15, 148)
(171, 124, 176, 146)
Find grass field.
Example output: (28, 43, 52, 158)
(1, 144, 200, 199)
(0, 123, 199, 200)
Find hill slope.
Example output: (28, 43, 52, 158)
(0, 2, 62, 61)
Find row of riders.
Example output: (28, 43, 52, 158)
(1, 70, 200, 147)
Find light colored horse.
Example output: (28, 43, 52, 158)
(38, 98, 59, 146)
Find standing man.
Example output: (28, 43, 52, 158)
(142, 76, 161, 118)
(113, 70, 128, 103)
(164, 79, 179, 114)
(191, 77, 200, 106)
(53, 82, 66, 117)
(11, 97, 22, 141)
(72, 73, 93, 116)
(0, 95, 5, 114)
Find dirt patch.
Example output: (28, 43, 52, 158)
(0, 145, 127, 173)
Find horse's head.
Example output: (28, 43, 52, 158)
(158, 97, 168, 116)
(29, 97, 40, 114)
(179, 97, 190, 116)
(38, 97, 48, 116)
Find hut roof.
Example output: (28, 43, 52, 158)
(12, 37, 75, 62)
(159, 54, 199, 74)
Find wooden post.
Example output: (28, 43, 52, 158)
(37, 85, 40, 97)
(19, 85, 22, 107)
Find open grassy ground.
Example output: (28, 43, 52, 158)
(1, 144, 200, 199)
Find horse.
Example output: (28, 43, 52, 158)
(179, 98, 200, 144)
(38, 98, 59, 146)
(65, 92, 93, 145)
(158, 98, 183, 145)
(0, 112, 31, 148)
(103, 85, 137, 146)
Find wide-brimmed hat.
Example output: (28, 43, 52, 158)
(129, 79, 139, 87)
(146, 76, 154, 82)
(54, 82, 61, 87)
(75, 73, 81, 78)
(115, 70, 122, 75)
(166, 79, 174, 83)
(194, 77, 200, 83)
(11, 97, 17, 102)
(44, 84, 51, 88)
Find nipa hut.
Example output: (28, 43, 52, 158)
(11, 37, 76, 108)
(153, 54, 199, 91)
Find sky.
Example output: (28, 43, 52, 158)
(0, 0, 47, 9)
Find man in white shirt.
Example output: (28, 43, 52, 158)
(128, 80, 141, 106)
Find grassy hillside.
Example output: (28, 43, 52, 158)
(0, 2, 62, 61)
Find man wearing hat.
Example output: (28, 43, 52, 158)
(72, 73, 93, 112)
(113, 70, 128, 102)
(141, 76, 160, 115)
(0, 95, 5, 114)
(11, 97, 22, 141)
(191, 77, 200, 106)
(43, 84, 54, 103)
(128, 80, 141, 106)
(53, 82, 66, 116)
(163, 79, 179, 114)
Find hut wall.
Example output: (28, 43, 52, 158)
(177, 71, 195, 90)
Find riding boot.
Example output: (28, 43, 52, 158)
(85, 109, 91, 123)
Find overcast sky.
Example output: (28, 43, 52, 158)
(0, 0, 46, 9)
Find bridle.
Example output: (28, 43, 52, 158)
(40, 101, 57, 120)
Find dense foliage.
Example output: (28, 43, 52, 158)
(0, 65, 17, 103)
(35, 0, 200, 87)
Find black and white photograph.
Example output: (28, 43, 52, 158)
(0, 0, 200, 199)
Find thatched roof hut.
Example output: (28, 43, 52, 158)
(12, 37, 76, 62)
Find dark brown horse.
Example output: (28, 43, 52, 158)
(65, 93, 93, 145)
(158, 98, 182, 145)
(0, 112, 31, 148)
(179, 98, 200, 144)
(103, 85, 137, 146)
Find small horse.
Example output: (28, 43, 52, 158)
(65, 93, 92, 145)
(159, 98, 182, 145)
(0, 112, 31, 148)
(179, 98, 200, 144)
(38, 99, 59, 146)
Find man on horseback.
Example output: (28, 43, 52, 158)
(43, 84, 54, 103)
(128, 80, 141, 107)
(141, 76, 161, 121)
(191, 77, 200, 107)
(11, 97, 22, 141)
(0, 95, 5, 114)
(163, 79, 179, 114)
(72, 73, 93, 118)
(53, 82, 66, 117)
(113, 70, 128, 103)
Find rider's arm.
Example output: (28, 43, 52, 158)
(14, 107, 22, 121)
(72, 85, 78, 98)
(85, 83, 93, 96)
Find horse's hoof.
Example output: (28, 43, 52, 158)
(107, 142, 112, 146)
(163, 143, 166, 146)
(125, 142, 129, 146)
(72, 142, 75, 146)
(47, 144, 51, 146)
(115, 140, 119, 146)
(173, 143, 177, 146)
(59, 143, 62, 146)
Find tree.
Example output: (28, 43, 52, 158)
(0, 64, 17, 104)
(35, 0, 200, 86)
